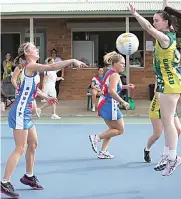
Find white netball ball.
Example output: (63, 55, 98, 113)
(116, 33, 139, 55)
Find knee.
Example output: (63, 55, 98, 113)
(28, 141, 38, 152)
(15, 145, 26, 156)
(116, 127, 124, 135)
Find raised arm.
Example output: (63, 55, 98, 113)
(162, 0, 168, 10)
(127, 4, 170, 46)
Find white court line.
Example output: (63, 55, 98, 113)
(1, 122, 151, 125)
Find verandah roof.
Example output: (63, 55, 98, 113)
(1, 0, 180, 16)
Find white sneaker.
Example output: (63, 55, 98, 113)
(51, 114, 61, 119)
(89, 135, 100, 153)
(154, 155, 168, 171)
(36, 108, 41, 118)
(162, 156, 181, 176)
(97, 150, 114, 159)
(92, 107, 96, 112)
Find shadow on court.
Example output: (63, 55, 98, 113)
(1, 123, 181, 199)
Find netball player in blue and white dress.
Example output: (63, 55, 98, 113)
(0, 42, 86, 198)
(89, 51, 135, 159)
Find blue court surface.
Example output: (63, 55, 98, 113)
(1, 120, 181, 199)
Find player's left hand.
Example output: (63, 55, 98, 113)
(47, 97, 58, 104)
(127, 4, 137, 16)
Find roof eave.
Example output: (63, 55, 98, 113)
(1, 10, 156, 17)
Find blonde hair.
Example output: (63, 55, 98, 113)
(14, 42, 32, 66)
(104, 51, 123, 66)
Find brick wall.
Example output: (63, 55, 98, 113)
(58, 68, 98, 100)
(35, 19, 72, 60)
(2, 19, 157, 100)
(43, 20, 157, 100)
(57, 30, 156, 100)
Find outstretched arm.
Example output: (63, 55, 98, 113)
(127, 4, 170, 46)
(122, 84, 135, 90)
(27, 59, 87, 73)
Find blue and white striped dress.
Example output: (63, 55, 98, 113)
(8, 69, 40, 130)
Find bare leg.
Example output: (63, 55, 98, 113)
(25, 126, 38, 175)
(146, 119, 163, 150)
(100, 119, 124, 151)
(3, 129, 28, 181)
(159, 93, 180, 176)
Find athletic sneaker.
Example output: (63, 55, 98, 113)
(1, 181, 20, 198)
(89, 135, 100, 153)
(92, 107, 96, 112)
(154, 155, 168, 171)
(144, 148, 151, 163)
(20, 175, 43, 190)
(51, 114, 61, 119)
(97, 150, 114, 159)
(162, 156, 181, 176)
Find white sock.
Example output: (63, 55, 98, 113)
(168, 149, 177, 161)
(145, 147, 150, 151)
(2, 179, 8, 184)
(26, 173, 33, 178)
(163, 146, 169, 156)
(92, 104, 96, 108)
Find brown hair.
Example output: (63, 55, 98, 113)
(14, 42, 31, 66)
(104, 51, 123, 66)
(156, 6, 181, 32)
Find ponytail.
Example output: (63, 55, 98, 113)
(13, 53, 24, 68)
(164, 6, 181, 19)
(164, 6, 181, 32)
(13, 42, 31, 68)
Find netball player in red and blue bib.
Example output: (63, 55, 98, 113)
(89, 51, 135, 159)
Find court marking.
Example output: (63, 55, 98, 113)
(0, 116, 152, 125)
(1, 123, 181, 199)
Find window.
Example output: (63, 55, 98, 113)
(129, 31, 144, 68)
(1, 33, 20, 60)
(73, 31, 144, 68)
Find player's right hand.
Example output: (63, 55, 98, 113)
(73, 59, 88, 69)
